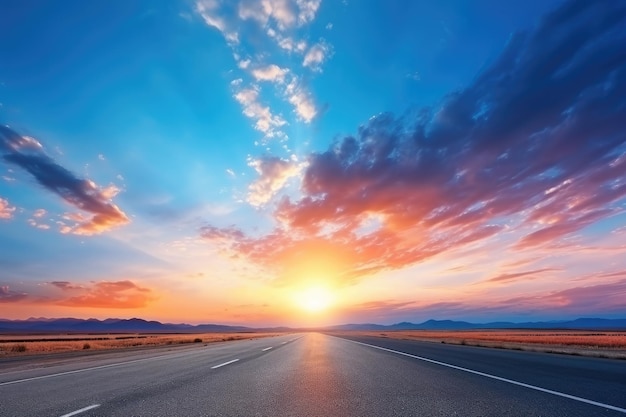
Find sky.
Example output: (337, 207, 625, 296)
(1, 0, 626, 327)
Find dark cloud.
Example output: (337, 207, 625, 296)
(203, 0, 626, 283)
(0, 285, 27, 303)
(49, 281, 83, 291)
(0, 125, 129, 235)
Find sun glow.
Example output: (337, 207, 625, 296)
(294, 286, 334, 313)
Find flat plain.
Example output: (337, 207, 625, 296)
(332, 329, 626, 359)
(0, 332, 280, 356)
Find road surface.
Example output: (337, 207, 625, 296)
(1, 333, 625, 416)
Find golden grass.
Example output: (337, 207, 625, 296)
(0, 332, 281, 356)
(337, 330, 626, 359)
(377, 330, 626, 348)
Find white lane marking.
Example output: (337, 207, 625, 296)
(281, 342, 287, 344)
(0, 352, 182, 387)
(346, 339, 626, 414)
(59, 404, 100, 417)
(210, 359, 239, 369)
(262, 347, 273, 351)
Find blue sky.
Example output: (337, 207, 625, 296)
(1, 0, 625, 326)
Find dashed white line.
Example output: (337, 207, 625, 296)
(59, 404, 100, 417)
(262, 347, 273, 351)
(346, 339, 626, 414)
(210, 359, 239, 369)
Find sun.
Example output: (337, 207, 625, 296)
(294, 286, 334, 313)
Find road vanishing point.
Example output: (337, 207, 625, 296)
(1, 333, 625, 416)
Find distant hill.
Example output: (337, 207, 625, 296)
(0, 318, 256, 333)
(0, 317, 625, 333)
(328, 318, 626, 331)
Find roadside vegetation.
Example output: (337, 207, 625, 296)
(336, 330, 626, 359)
(0, 332, 281, 356)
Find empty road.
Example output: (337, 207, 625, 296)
(1, 333, 625, 416)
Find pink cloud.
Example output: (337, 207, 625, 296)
(0, 285, 27, 303)
(484, 268, 561, 284)
(0, 197, 16, 220)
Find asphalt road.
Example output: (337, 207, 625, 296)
(1, 333, 625, 416)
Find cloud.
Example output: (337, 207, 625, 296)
(203, 0, 626, 285)
(33, 208, 46, 218)
(0, 197, 16, 220)
(237, 0, 321, 30)
(234, 87, 287, 138)
(251, 64, 289, 83)
(27, 218, 50, 230)
(0, 125, 130, 235)
(303, 42, 330, 71)
(0, 285, 27, 303)
(285, 78, 317, 122)
(500, 279, 626, 315)
(247, 156, 301, 206)
(406, 71, 421, 81)
(485, 268, 561, 283)
(238, 0, 273, 25)
(296, 0, 321, 25)
(237, 59, 251, 69)
(275, 35, 308, 53)
(238, 0, 295, 29)
(339, 275, 626, 323)
(194, 0, 326, 141)
(49, 281, 83, 290)
(56, 280, 153, 309)
(196, 0, 239, 44)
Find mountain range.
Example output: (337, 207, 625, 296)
(1, 317, 625, 333)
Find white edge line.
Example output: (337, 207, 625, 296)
(262, 347, 273, 351)
(210, 358, 239, 369)
(59, 404, 100, 417)
(345, 339, 626, 414)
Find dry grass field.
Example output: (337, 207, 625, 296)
(338, 330, 626, 359)
(0, 332, 281, 356)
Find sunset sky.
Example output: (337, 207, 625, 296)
(1, 0, 625, 327)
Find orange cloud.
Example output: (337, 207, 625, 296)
(56, 280, 153, 309)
